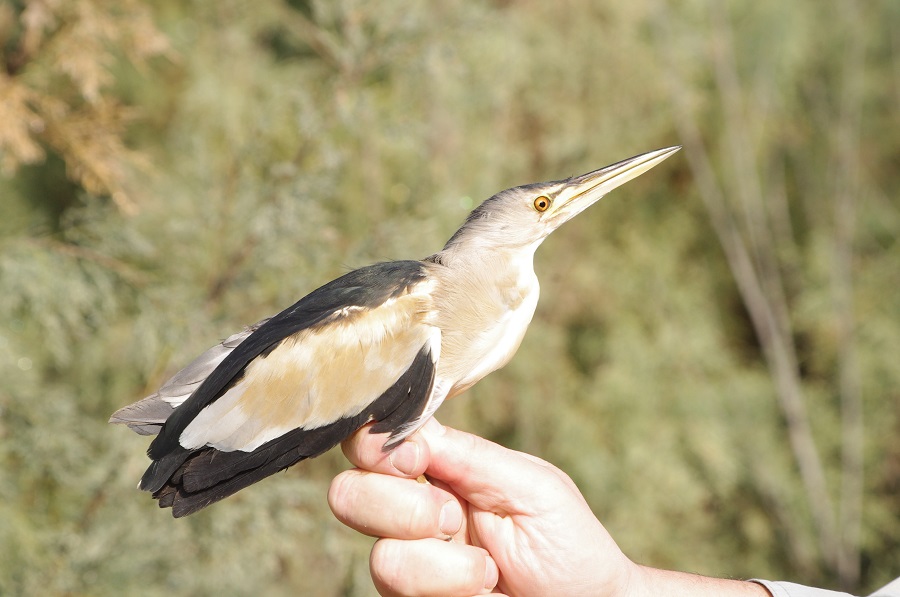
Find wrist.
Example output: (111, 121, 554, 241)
(609, 558, 645, 597)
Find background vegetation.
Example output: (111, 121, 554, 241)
(1, 0, 897, 594)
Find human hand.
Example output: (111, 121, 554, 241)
(328, 418, 636, 596)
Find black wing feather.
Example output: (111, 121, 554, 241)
(147, 260, 428, 461)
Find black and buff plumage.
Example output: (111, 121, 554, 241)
(111, 146, 680, 516)
(132, 262, 434, 517)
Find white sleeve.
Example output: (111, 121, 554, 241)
(752, 577, 900, 597)
(868, 577, 900, 597)
(751, 579, 855, 597)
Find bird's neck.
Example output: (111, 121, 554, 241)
(428, 240, 541, 310)
(429, 238, 541, 275)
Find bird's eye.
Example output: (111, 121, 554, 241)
(533, 196, 551, 212)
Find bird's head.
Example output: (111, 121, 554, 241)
(441, 146, 680, 255)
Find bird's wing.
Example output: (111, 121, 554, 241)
(137, 261, 441, 512)
(109, 320, 268, 435)
(174, 279, 439, 454)
(146, 260, 436, 458)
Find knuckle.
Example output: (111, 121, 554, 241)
(402, 494, 429, 537)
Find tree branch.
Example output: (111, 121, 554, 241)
(653, 3, 840, 572)
(831, 1, 865, 588)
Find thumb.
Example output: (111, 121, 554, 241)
(418, 419, 569, 516)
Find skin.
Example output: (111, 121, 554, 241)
(328, 418, 772, 597)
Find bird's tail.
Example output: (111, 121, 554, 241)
(141, 410, 371, 517)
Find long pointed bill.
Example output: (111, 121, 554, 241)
(550, 146, 681, 222)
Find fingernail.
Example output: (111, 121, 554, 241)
(389, 441, 419, 476)
(483, 555, 499, 590)
(438, 500, 463, 536)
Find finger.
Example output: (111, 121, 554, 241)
(341, 422, 430, 478)
(419, 421, 568, 516)
(370, 538, 499, 597)
(328, 469, 465, 540)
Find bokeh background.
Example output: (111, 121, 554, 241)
(1, 0, 898, 595)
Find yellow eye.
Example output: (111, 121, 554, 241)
(533, 195, 551, 212)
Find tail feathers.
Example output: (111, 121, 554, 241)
(139, 446, 192, 493)
(110, 394, 177, 436)
(147, 410, 369, 516)
(109, 319, 269, 436)
(158, 450, 310, 517)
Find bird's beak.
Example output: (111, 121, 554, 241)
(550, 146, 681, 222)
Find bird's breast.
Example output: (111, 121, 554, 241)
(435, 264, 540, 397)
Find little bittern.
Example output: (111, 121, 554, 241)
(111, 145, 680, 516)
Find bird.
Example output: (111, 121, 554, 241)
(110, 145, 680, 517)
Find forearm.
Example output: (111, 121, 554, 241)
(628, 565, 771, 597)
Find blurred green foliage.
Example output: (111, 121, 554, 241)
(1, 0, 898, 595)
